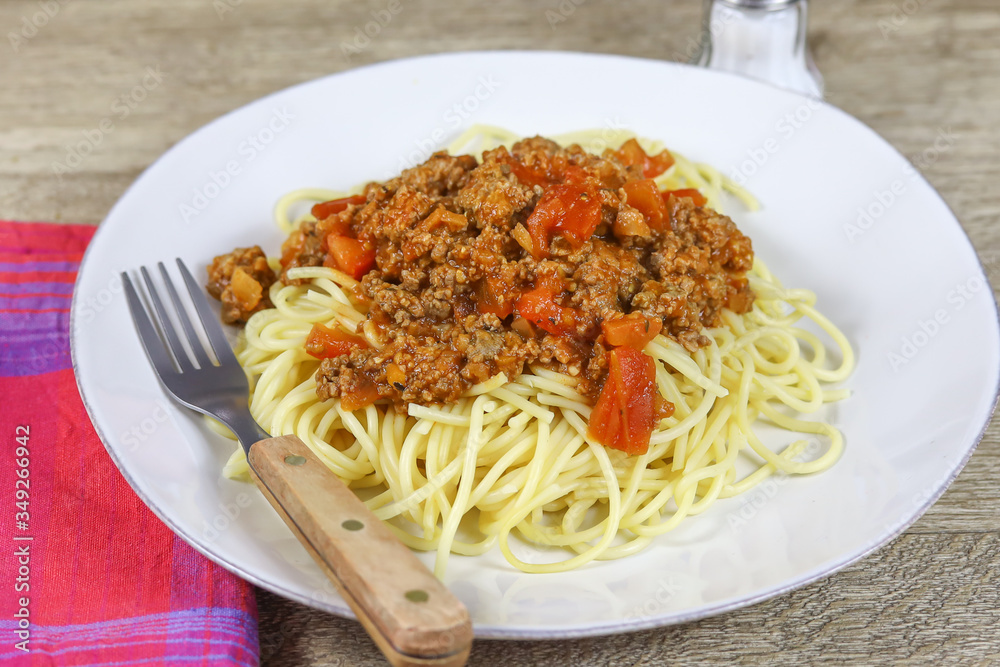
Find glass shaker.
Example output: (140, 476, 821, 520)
(694, 0, 823, 98)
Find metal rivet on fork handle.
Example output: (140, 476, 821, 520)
(405, 590, 430, 603)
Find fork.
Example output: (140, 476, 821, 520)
(122, 259, 472, 667)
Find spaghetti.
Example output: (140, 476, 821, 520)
(215, 127, 853, 576)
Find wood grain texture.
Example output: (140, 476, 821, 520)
(248, 435, 472, 666)
(257, 533, 1000, 666)
(3, 0, 997, 664)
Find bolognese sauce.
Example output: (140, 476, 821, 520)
(208, 136, 754, 454)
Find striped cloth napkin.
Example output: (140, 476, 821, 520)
(0, 221, 259, 666)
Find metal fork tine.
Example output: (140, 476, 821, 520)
(140, 265, 194, 373)
(176, 258, 240, 367)
(122, 272, 177, 377)
(158, 262, 215, 369)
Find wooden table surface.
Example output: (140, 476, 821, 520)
(4, 0, 998, 664)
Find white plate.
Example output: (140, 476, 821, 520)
(71, 51, 1000, 638)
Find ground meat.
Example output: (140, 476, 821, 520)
(568, 239, 651, 322)
(456, 154, 537, 230)
(632, 198, 755, 350)
(316, 320, 537, 406)
(214, 136, 755, 408)
(278, 221, 325, 284)
(393, 152, 479, 198)
(206, 246, 276, 324)
(311, 138, 754, 407)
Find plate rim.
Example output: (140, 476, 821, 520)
(70, 49, 1000, 639)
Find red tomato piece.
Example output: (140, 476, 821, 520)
(501, 149, 571, 188)
(588, 347, 662, 455)
(506, 158, 552, 189)
(279, 229, 305, 270)
(526, 184, 602, 258)
(304, 323, 368, 360)
(613, 139, 675, 179)
(325, 235, 376, 280)
(513, 278, 586, 337)
(515, 284, 572, 336)
(561, 165, 590, 185)
(318, 220, 351, 252)
(327, 219, 352, 236)
(476, 275, 516, 319)
(613, 139, 647, 170)
(663, 188, 707, 207)
(341, 379, 381, 411)
(589, 380, 623, 450)
(602, 313, 663, 349)
(622, 179, 668, 230)
(644, 151, 675, 179)
(311, 194, 367, 221)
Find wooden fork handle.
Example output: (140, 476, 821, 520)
(247, 434, 472, 667)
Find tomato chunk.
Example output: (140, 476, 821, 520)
(588, 347, 661, 455)
(613, 138, 675, 179)
(319, 219, 352, 246)
(526, 184, 602, 258)
(304, 323, 368, 360)
(476, 275, 516, 319)
(663, 188, 707, 207)
(602, 313, 662, 349)
(505, 156, 553, 189)
(341, 378, 381, 411)
(501, 148, 571, 188)
(311, 194, 367, 221)
(279, 228, 305, 270)
(561, 165, 590, 185)
(325, 235, 375, 280)
(514, 279, 581, 337)
(229, 267, 263, 311)
(623, 179, 668, 230)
